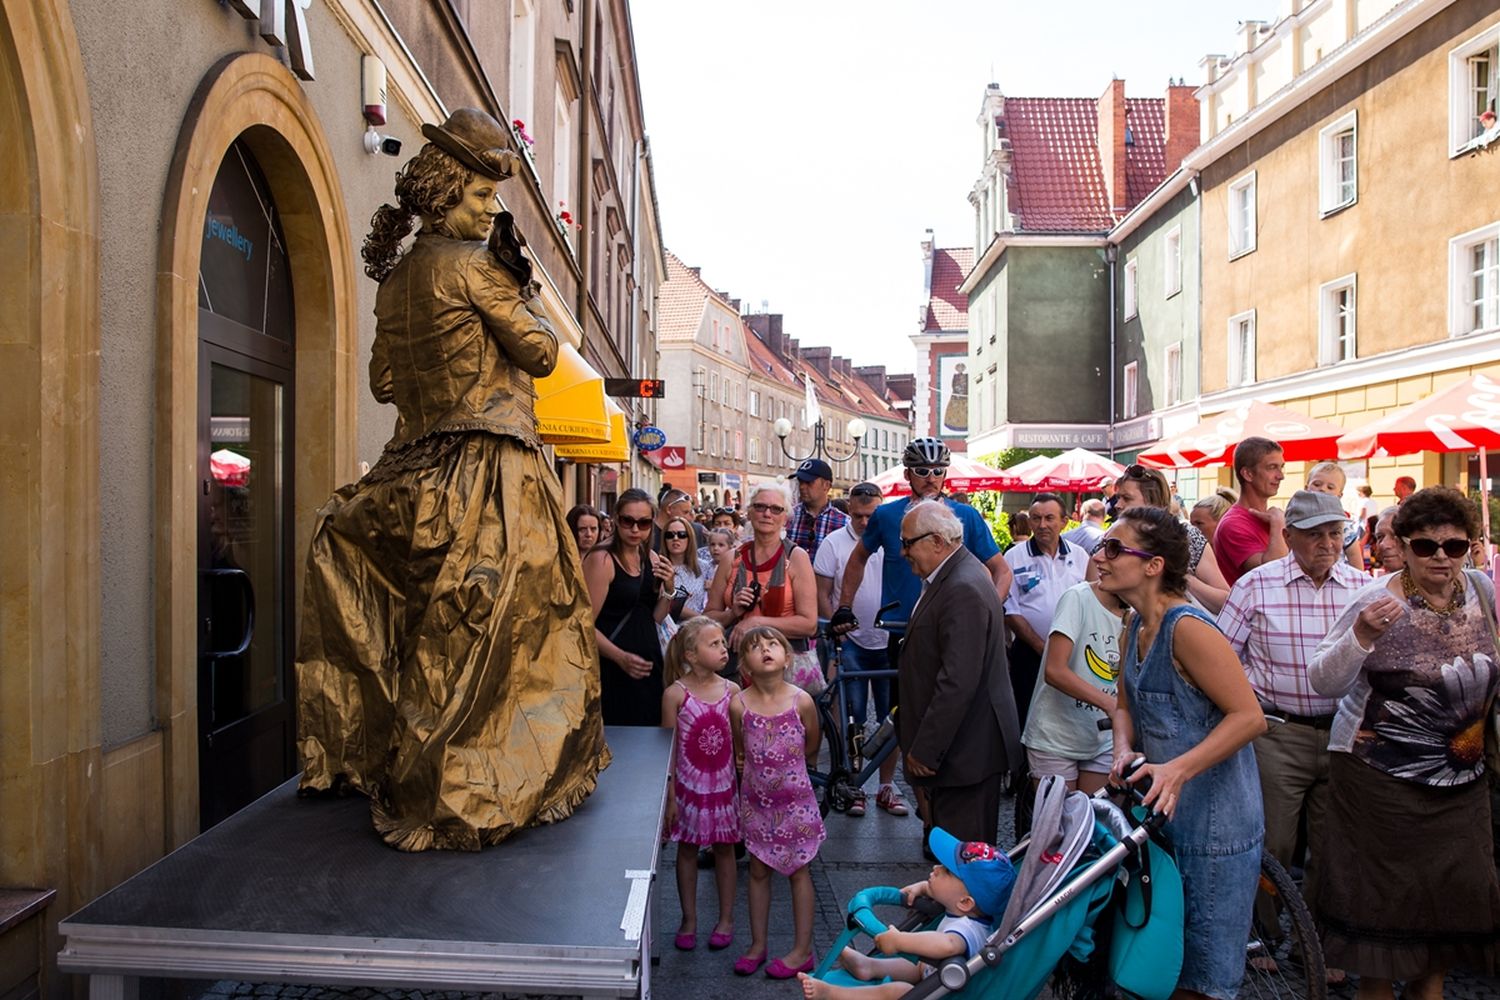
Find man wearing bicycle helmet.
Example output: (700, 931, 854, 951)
(836, 440, 1012, 628)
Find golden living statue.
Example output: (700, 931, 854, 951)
(295, 108, 610, 851)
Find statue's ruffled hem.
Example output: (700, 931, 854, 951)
(295, 430, 610, 851)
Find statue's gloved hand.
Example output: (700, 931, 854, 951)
(487, 212, 534, 289)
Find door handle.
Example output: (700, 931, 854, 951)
(202, 566, 256, 659)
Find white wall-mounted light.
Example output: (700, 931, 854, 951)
(774, 417, 792, 439)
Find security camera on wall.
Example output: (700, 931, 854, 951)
(363, 128, 402, 157)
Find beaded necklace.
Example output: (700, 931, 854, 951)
(1400, 569, 1465, 618)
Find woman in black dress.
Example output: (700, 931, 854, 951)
(584, 488, 676, 725)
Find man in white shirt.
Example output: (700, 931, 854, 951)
(815, 482, 903, 817)
(1003, 493, 1089, 725)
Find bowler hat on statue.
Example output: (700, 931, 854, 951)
(421, 109, 520, 180)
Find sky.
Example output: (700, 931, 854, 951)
(631, 1, 1275, 373)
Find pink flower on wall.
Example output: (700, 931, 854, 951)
(511, 118, 534, 147)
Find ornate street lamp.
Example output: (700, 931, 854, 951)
(774, 415, 867, 465)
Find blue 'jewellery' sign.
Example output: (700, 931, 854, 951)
(632, 426, 667, 452)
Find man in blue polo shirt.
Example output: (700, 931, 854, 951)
(834, 438, 1013, 649)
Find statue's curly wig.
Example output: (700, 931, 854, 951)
(362, 143, 472, 282)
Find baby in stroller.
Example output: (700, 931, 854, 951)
(798, 827, 1015, 999)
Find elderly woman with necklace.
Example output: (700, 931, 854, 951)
(1310, 487, 1500, 999)
(706, 485, 818, 686)
(296, 109, 609, 851)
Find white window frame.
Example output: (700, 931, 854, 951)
(1318, 110, 1358, 216)
(1123, 259, 1138, 320)
(1228, 171, 1257, 259)
(709, 370, 719, 403)
(749, 436, 760, 465)
(1122, 361, 1139, 419)
(1449, 220, 1500, 337)
(552, 89, 573, 215)
(1228, 309, 1257, 387)
(1164, 227, 1182, 297)
(1449, 25, 1500, 156)
(735, 430, 744, 461)
(709, 424, 719, 457)
(1165, 341, 1183, 407)
(508, 0, 536, 144)
(1318, 273, 1358, 365)
(749, 389, 760, 417)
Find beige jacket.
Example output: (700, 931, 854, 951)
(371, 233, 557, 449)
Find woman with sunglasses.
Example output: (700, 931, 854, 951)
(1110, 465, 1232, 614)
(584, 488, 677, 726)
(1099, 507, 1267, 1000)
(1309, 487, 1499, 1000)
(706, 485, 819, 687)
(658, 514, 710, 645)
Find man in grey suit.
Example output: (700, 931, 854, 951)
(897, 500, 1022, 845)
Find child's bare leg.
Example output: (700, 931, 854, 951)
(797, 973, 914, 1000)
(674, 840, 698, 935)
(744, 855, 771, 961)
(711, 842, 735, 934)
(839, 948, 923, 985)
(782, 864, 816, 966)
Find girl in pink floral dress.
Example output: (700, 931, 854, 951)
(661, 617, 740, 952)
(730, 625, 825, 980)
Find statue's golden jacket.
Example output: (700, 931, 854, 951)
(371, 232, 557, 448)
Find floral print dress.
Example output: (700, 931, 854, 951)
(737, 692, 825, 875)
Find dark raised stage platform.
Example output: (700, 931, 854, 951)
(58, 726, 671, 999)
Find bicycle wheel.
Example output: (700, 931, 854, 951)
(1241, 851, 1326, 1000)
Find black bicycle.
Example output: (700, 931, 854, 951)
(807, 603, 905, 817)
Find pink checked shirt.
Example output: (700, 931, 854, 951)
(1216, 554, 1370, 717)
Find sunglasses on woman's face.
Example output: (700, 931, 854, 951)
(1123, 464, 1153, 480)
(750, 502, 785, 515)
(663, 530, 691, 540)
(1091, 538, 1157, 561)
(616, 515, 653, 531)
(1404, 536, 1470, 558)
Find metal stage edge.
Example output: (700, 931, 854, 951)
(58, 726, 671, 999)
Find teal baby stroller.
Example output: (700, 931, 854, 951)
(809, 774, 1184, 1000)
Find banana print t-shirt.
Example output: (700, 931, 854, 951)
(1021, 581, 1126, 760)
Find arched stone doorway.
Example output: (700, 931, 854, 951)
(0, 0, 104, 976)
(155, 52, 358, 844)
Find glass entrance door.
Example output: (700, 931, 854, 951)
(196, 137, 297, 829)
(198, 343, 295, 828)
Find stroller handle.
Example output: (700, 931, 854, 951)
(846, 885, 905, 937)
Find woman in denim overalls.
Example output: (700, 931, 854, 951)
(1095, 507, 1267, 1000)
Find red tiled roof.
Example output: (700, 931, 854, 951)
(1124, 99, 1168, 207)
(659, 251, 711, 341)
(924, 247, 974, 332)
(1003, 96, 1166, 232)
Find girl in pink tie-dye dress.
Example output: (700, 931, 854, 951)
(661, 617, 740, 952)
(729, 625, 825, 980)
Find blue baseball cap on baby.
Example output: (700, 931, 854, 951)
(929, 827, 1016, 919)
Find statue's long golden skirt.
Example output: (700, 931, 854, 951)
(295, 431, 610, 850)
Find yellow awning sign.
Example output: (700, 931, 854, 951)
(535, 343, 610, 444)
(558, 398, 630, 463)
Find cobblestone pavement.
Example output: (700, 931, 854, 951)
(187, 781, 1500, 1000)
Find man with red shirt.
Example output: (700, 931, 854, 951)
(1213, 436, 1288, 587)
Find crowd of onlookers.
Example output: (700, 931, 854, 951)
(560, 440, 1499, 998)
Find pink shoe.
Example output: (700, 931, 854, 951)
(733, 952, 767, 976)
(708, 929, 734, 950)
(765, 951, 816, 979)
(674, 932, 696, 951)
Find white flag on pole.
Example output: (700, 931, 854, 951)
(803, 373, 821, 428)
